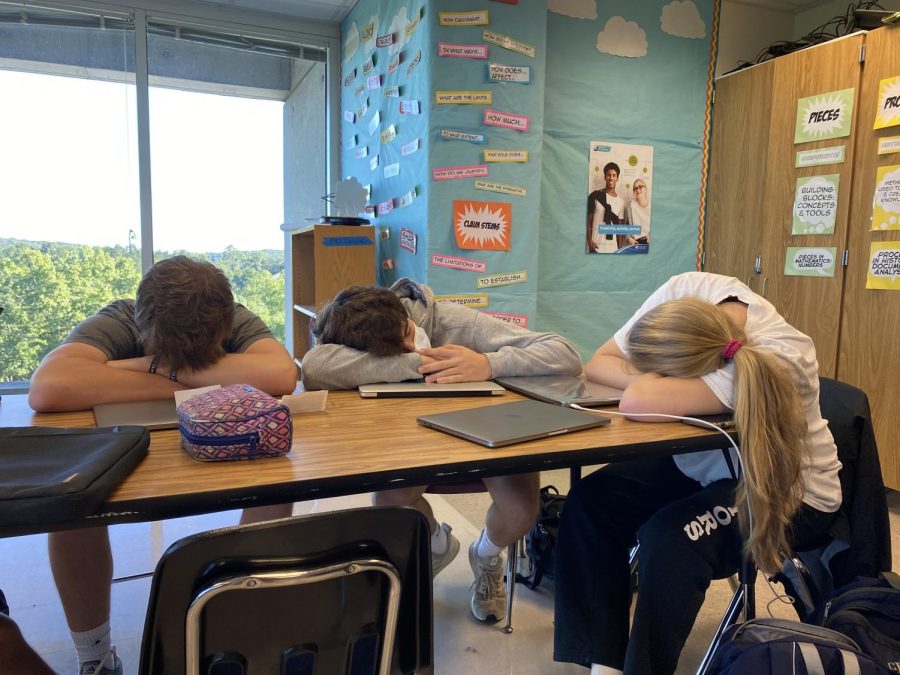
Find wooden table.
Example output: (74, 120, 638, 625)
(0, 392, 724, 535)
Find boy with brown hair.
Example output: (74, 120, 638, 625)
(302, 278, 582, 623)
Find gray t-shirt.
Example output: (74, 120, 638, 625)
(63, 299, 273, 360)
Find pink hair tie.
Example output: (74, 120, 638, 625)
(722, 340, 743, 361)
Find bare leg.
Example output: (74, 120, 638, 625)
(372, 486, 435, 531)
(48, 527, 111, 632)
(239, 503, 294, 525)
(482, 473, 540, 546)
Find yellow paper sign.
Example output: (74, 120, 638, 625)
(434, 294, 489, 307)
(484, 149, 528, 163)
(476, 270, 528, 289)
(439, 10, 489, 26)
(474, 180, 527, 197)
(482, 30, 535, 57)
(866, 241, 900, 290)
(435, 90, 493, 105)
(874, 75, 900, 130)
(872, 164, 900, 230)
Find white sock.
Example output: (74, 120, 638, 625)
(431, 523, 448, 554)
(591, 665, 623, 675)
(475, 529, 503, 560)
(72, 621, 112, 665)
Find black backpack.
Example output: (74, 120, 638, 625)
(708, 618, 889, 674)
(807, 572, 900, 673)
(516, 485, 566, 590)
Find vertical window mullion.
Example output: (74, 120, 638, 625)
(134, 7, 154, 273)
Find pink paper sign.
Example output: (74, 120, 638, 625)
(431, 254, 487, 273)
(438, 43, 489, 59)
(483, 109, 530, 132)
(481, 311, 528, 328)
(377, 199, 394, 216)
(432, 164, 489, 181)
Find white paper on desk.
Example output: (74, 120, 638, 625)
(282, 390, 328, 414)
(173, 385, 221, 408)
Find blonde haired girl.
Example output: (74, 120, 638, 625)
(553, 272, 841, 675)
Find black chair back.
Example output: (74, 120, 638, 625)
(139, 506, 432, 675)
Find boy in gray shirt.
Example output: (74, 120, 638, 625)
(302, 279, 582, 623)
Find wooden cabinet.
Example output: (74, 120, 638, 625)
(286, 223, 376, 366)
(837, 26, 900, 488)
(707, 34, 864, 377)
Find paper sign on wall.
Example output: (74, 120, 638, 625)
(872, 164, 900, 230)
(354, 146, 368, 159)
(474, 180, 527, 197)
(439, 10, 489, 26)
(867, 241, 900, 289)
(476, 270, 527, 289)
(453, 199, 511, 250)
(796, 146, 845, 168)
(878, 136, 900, 155)
(399, 100, 420, 115)
(794, 88, 855, 144)
(401, 139, 419, 156)
(435, 91, 493, 105)
(399, 228, 417, 253)
(441, 129, 486, 144)
(482, 30, 535, 57)
(431, 254, 487, 273)
(384, 162, 400, 178)
(484, 149, 528, 162)
(407, 49, 422, 77)
(433, 165, 489, 181)
(784, 246, 837, 277)
(792, 174, 839, 234)
(380, 124, 397, 144)
(488, 63, 531, 84)
(384, 86, 400, 98)
(343, 69, 356, 87)
(434, 294, 489, 307)
(481, 311, 528, 328)
(874, 75, 900, 130)
(439, 43, 489, 59)
(376, 33, 395, 48)
(483, 109, 529, 131)
(368, 111, 381, 136)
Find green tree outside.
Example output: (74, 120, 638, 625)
(0, 239, 285, 382)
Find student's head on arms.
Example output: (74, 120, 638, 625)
(135, 256, 235, 373)
(314, 285, 416, 355)
(626, 296, 807, 571)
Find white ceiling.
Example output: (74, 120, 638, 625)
(200, 0, 838, 24)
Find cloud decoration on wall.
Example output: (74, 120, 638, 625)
(596, 16, 647, 58)
(344, 22, 359, 62)
(387, 7, 410, 55)
(548, 0, 598, 20)
(661, 0, 706, 39)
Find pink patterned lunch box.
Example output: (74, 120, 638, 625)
(176, 384, 293, 461)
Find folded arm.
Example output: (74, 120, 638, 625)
(300, 343, 421, 390)
(586, 338, 728, 421)
(28, 342, 185, 412)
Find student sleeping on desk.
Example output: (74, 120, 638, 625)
(27, 256, 296, 675)
(301, 279, 582, 624)
(552, 272, 842, 675)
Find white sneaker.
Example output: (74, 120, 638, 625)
(431, 523, 461, 578)
(79, 648, 123, 675)
(468, 541, 507, 622)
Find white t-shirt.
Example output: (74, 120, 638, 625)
(613, 272, 842, 513)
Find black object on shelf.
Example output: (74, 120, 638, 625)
(318, 216, 370, 226)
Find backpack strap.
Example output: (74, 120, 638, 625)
(797, 643, 861, 675)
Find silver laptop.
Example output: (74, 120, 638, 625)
(93, 399, 178, 430)
(417, 399, 610, 447)
(493, 375, 622, 407)
(359, 381, 506, 398)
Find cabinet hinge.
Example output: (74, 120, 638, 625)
(842, 249, 849, 267)
(701, 250, 706, 267)
(859, 44, 866, 64)
(711, 88, 716, 105)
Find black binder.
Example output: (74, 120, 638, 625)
(0, 425, 149, 528)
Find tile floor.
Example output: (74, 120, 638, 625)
(3, 470, 898, 674)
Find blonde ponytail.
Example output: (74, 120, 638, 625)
(627, 297, 807, 572)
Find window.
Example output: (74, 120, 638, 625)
(0, 2, 332, 385)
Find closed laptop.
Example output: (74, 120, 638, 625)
(359, 381, 506, 398)
(493, 375, 622, 407)
(417, 399, 610, 448)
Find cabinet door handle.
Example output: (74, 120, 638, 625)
(760, 277, 767, 297)
(746, 276, 754, 290)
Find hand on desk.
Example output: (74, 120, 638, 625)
(417, 345, 492, 383)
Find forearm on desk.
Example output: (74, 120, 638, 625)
(173, 341, 297, 395)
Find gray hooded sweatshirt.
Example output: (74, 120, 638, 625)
(300, 278, 582, 390)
